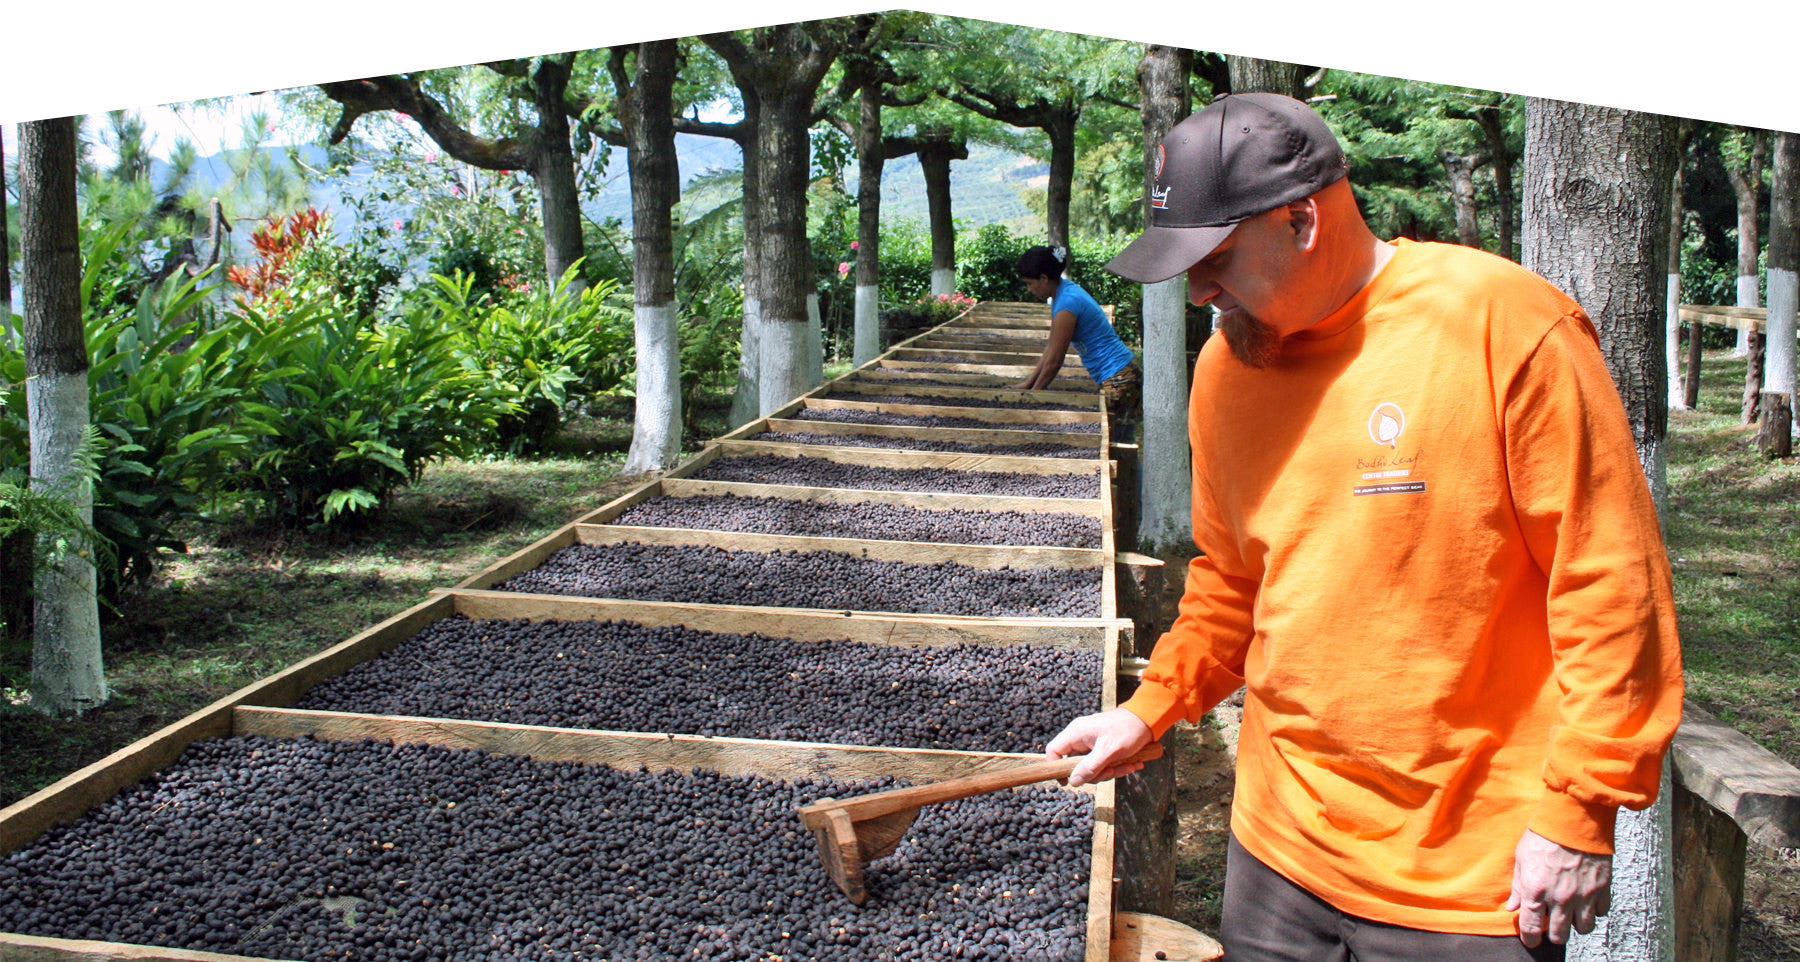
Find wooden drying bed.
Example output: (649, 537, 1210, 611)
(0, 300, 1217, 962)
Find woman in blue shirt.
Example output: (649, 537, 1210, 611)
(1011, 246, 1141, 424)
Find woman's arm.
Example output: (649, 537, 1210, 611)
(1011, 309, 1079, 389)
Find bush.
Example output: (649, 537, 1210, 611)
(2, 222, 296, 591)
(875, 219, 933, 306)
(430, 268, 634, 454)
(237, 290, 515, 526)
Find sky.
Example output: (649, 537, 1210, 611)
(1, 2, 1796, 133)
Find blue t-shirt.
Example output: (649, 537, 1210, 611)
(1051, 278, 1135, 384)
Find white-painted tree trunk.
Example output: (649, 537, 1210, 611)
(1569, 761, 1674, 962)
(28, 370, 105, 715)
(758, 314, 810, 417)
(804, 292, 824, 391)
(728, 296, 762, 429)
(1734, 274, 1758, 356)
(623, 302, 681, 475)
(930, 268, 955, 297)
(853, 284, 880, 367)
(1665, 273, 1683, 409)
(1138, 276, 1192, 551)
(1769, 267, 1798, 399)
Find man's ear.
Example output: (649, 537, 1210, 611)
(1287, 197, 1321, 253)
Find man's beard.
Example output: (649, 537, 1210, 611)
(1220, 312, 1281, 368)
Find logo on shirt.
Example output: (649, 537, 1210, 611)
(1367, 402, 1406, 448)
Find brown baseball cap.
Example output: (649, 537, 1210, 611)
(1106, 92, 1348, 284)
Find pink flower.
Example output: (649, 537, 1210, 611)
(392, 218, 404, 231)
(937, 293, 950, 302)
(425, 151, 439, 163)
(451, 183, 465, 197)
(849, 241, 859, 250)
(837, 261, 850, 276)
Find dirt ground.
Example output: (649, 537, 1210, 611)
(1144, 549, 1800, 959)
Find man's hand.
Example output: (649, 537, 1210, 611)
(1505, 829, 1612, 947)
(1045, 708, 1154, 787)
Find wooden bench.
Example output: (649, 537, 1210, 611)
(1671, 699, 1800, 961)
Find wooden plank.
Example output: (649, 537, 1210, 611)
(572, 522, 1104, 570)
(850, 368, 1094, 393)
(829, 382, 1102, 410)
(1672, 780, 1745, 962)
(452, 587, 1128, 632)
(1087, 776, 1119, 962)
(444, 589, 1112, 649)
(447, 522, 580, 591)
(231, 706, 1068, 786)
(757, 417, 1104, 452)
(656, 478, 1105, 518)
(1109, 914, 1225, 961)
(712, 439, 1108, 478)
(802, 397, 1101, 427)
(881, 359, 1043, 376)
(0, 934, 298, 962)
(1670, 699, 1800, 849)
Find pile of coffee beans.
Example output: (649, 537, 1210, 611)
(295, 616, 1101, 752)
(615, 494, 1099, 547)
(793, 408, 1100, 435)
(904, 354, 1080, 370)
(748, 430, 1094, 460)
(0, 735, 1093, 961)
(693, 455, 1100, 499)
(495, 543, 1101, 618)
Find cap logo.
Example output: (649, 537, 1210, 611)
(1154, 143, 1166, 179)
(1150, 185, 1170, 210)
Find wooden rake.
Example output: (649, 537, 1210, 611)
(797, 743, 1165, 904)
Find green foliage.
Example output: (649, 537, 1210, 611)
(955, 224, 1029, 302)
(237, 291, 514, 527)
(431, 268, 634, 454)
(1, 220, 295, 591)
(874, 219, 934, 305)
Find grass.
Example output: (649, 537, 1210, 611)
(1665, 352, 1800, 769)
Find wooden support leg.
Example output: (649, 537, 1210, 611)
(1673, 780, 1746, 962)
(1116, 554, 1167, 660)
(1116, 672, 1177, 917)
(1112, 442, 1141, 556)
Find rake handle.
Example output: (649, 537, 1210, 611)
(799, 743, 1165, 825)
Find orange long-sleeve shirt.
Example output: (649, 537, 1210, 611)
(1122, 239, 1683, 935)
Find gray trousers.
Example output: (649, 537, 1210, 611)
(1222, 834, 1567, 962)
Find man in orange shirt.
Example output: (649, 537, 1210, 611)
(1046, 93, 1682, 961)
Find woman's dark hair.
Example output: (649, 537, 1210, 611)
(1016, 245, 1069, 280)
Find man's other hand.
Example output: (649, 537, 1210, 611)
(1505, 828, 1612, 947)
(1045, 708, 1154, 787)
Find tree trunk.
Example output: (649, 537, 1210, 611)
(1045, 112, 1078, 251)
(1667, 123, 1691, 410)
(1137, 44, 1193, 553)
(531, 56, 587, 290)
(1727, 131, 1767, 362)
(1477, 106, 1516, 261)
(1225, 56, 1307, 99)
(919, 137, 965, 296)
(852, 81, 884, 366)
(1441, 150, 1484, 248)
(618, 40, 683, 476)
(1767, 131, 1799, 407)
(1523, 97, 1677, 962)
(754, 87, 819, 415)
(20, 117, 105, 717)
(728, 100, 764, 430)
